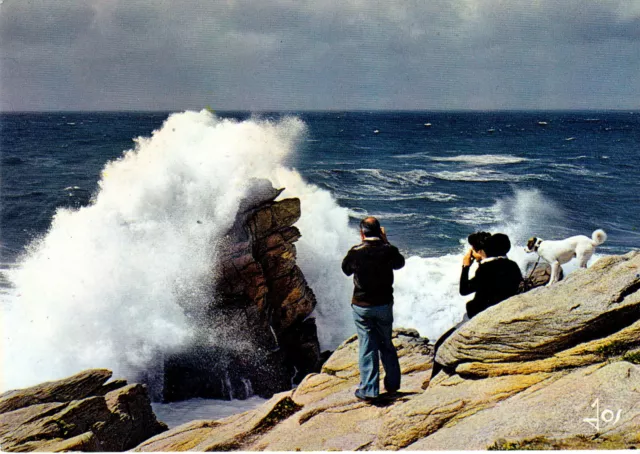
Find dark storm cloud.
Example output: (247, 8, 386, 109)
(463, 1, 640, 46)
(0, 0, 639, 111)
(0, 1, 95, 45)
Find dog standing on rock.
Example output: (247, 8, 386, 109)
(525, 229, 607, 286)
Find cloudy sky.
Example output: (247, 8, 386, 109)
(1, 0, 639, 111)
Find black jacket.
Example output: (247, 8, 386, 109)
(342, 239, 405, 307)
(460, 257, 523, 318)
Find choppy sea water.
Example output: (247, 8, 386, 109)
(2, 110, 639, 424)
(151, 396, 268, 428)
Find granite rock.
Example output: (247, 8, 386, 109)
(0, 370, 166, 452)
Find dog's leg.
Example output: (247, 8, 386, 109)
(578, 251, 592, 268)
(548, 262, 560, 286)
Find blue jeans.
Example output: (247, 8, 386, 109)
(352, 304, 401, 398)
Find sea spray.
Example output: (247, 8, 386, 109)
(2, 111, 306, 391)
(490, 188, 603, 274)
(492, 188, 569, 247)
(393, 254, 467, 342)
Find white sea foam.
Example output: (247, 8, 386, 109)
(313, 168, 433, 188)
(357, 169, 433, 187)
(310, 168, 439, 202)
(430, 154, 527, 165)
(548, 163, 611, 178)
(347, 208, 368, 219)
(393, 253, 468, 341)
(447, 205, 503, 226)
(342, 191, 457, 203)
(430, 169, 551, 182)
(489, 188, 570, 245)
(333, 184, 405, 200)
(348, 212, 419, 222)
(386, 191, 458, 202)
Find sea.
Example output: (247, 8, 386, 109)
(2, 110, 639, 427)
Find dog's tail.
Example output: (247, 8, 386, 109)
(592, 229, 607, 245)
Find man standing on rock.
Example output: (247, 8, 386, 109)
(341, 216, 405, 401)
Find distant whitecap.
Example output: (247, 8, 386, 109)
(429, 169, 551, 182)
(429, 154, 527, 165)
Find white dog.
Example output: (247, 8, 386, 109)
(525, 229, 607, 285)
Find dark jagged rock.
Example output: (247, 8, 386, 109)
(91, 379, 128, 396)
(0, 370, 166, 452)
(162, 179, 321, 402)
(99, 384, 168, 451)
(519, 260, 563, 292)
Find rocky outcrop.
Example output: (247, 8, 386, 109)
(0, 370, 166, 452)
(135, 251, 640, 451)
(163, 179, 322, 401)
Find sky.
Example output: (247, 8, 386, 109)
(1, 0, 640, 111)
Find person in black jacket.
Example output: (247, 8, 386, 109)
(429, 232, 522, 383)
(342, 217, 405, 401)
(460, 233, 523, 318)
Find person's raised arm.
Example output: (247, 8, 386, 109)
(459, 249, 477, 296)
(381, 227, 404, 270)
(391, 246, 405, 270)
(380, 227, 389, 244)
(342, 250, 355, 276)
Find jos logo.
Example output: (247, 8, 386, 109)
(583, 398, 622, 432)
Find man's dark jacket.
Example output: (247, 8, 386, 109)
(342, 238, 405, 307)
(460, 257, 522, 318)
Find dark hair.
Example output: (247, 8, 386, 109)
(467, 231, 491, 252)
(360, 217, 382, 238)
(484, 233, 511, 257)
